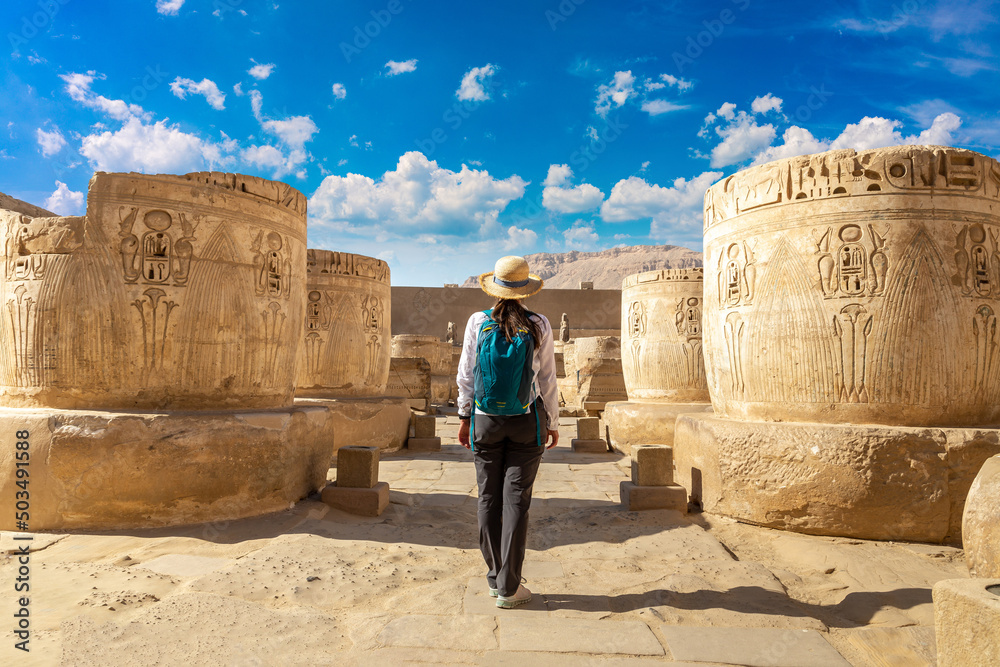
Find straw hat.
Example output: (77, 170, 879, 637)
(478, 256, 544, 300)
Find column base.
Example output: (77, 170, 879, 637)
(604, 400, 714, 456)
(934, 578, 1000, 667)
(407, 437, 442, 452)
(294, 396, 411, 459)
(620, 481, 687, 511)
(0, 405, 331, 531)
(321, 481, 390, 517)
(674, 414, 1000, 543)
(571, 439, 608, 453)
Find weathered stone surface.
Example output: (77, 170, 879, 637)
(619, 481, 687, 511)
(934, 578, 1000, 667)
(604, 400, 713, 456)
(622, 268, 709, 402)
(0, 190, 55, 217)
(659, 626, 849, 667)
(377, 614, 498, 651)
(963, 454, 1000, 577)
(571, 439, 607, 453)
(631, 445, 672, 487)
(577, 416, 600, 440)
(574, 336, 627, 414)
(0, 404, 331, 530)
(391, 334, 453, 375)
(703, 146, 1000, 427)
(294, 396, 410, 458)
(296, 250, 390, 398)
(0, 171, 306, 411)
(321, 481, 389, 517)
(413, 414, 437, 438)
(387, 357, 431, 410)
(498, 617, 664, 655)
(674, 414, 1000, 542)
(407, 437, 441, 452)
(336, 446, 380, 489)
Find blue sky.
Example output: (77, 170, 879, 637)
(2, 0, 999, 286)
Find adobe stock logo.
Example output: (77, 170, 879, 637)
(672, 0, 752, 73)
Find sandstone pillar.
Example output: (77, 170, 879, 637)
(294, 249, 410, 455)
(391, 334, 455, 408)
(604, 268, 714, 456)
(678, 146, 1000, 542)
(0, 171, 330, 530)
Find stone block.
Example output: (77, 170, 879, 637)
(631, 445, 673, 486)
(407, 437, 441, 452)
(604, 400, 713, 456)
(934, 578, 1000, 667)
(413, 414, 437, 438)
(673, 413, 1000, 542)
(577, 416, 601, 440)
(658, 626, 849, 666)
(295, 396, 411, 459)
(336, 446, 379, 489)
(571, 439, 607, 453)
(963, 453, 1000, 577)
(321, 481, 389, 517)
(620, 481, 687, 511)
(387, 356, 431, 408)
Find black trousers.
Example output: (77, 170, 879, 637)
(472, 404, 545, 597)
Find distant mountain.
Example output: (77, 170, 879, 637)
(0, 191, 56, 218)
(462, 244, 703, 290)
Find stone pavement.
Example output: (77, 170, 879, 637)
(2, 415, 965, 665)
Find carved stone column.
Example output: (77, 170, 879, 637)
(676, 146, 1000, 542)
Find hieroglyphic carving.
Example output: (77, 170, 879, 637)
(119, 208, 197, 286)
(627, 301, 646, 337)
(306, 249, 389, 284)
(815, 224, 888, 298)
(5, 216, 46, 281)
(724, 311, 745, 398)
(261, 301, 286, 381)
(132, 288, 178, 372)
(676, 297, 703, 387)
(717, 241, 756, 308)
(252, 231, 290, 298)
(974, 305, 998, 389)
(834, 304, 873, 403)
(362, 295, 383, 333)
(955, 224, 998, 297)
(6, 285, 35, 387)
(365, 334, 381, 383)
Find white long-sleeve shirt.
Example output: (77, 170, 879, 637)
(456, 309, 560, 429)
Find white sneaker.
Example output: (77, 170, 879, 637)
(496, 584, 532, 609)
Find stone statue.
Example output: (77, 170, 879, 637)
(559, 313, 570, 342)
(446, 321, 456, 345)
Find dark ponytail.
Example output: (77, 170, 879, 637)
(491, 299, 541, 347)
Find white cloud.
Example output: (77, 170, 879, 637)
(156, 0, 185, 16)
(601, 171, 722, 224)
(36, 126, 66, 157)
(504, 225, 538, 250)
(249, 89, 263, 120)
(261, 116, 319, 150)
(563, 221, 599, 250)
(169, 77, 226, 110)
(337, 158, 347, 166)
(912, 111, 962, 144)
(309, 151, 526, 236)
(241, 144, 307, 178)
(753, 126, 829, 164)
(829, 116, 904, 150)
(385, 59, 418, 75)
(641, 99, 686, 116)
(332, 83, 347, 100)
(456, 64, 496, 102)
(706, 108, 777, 167)
(585, 125, 599, 141)
(751, 93, 783, 114)
(44, 181, 85, 216)
(233, 82, 244, 96)
(79, 117, 234, 173)
(248, 62, 275, 80)
(60, 71, 148, 121)
(541, 164, 604, 214)
(659, 73, 693, 91)
(595, 70, 635, 116)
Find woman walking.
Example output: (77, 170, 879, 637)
(456, 256, 560, 609)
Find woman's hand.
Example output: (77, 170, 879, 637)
(458, 420, 471, 449)
(546, 429, 559, 449)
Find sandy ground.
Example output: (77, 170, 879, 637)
(0, 416, 967, 666)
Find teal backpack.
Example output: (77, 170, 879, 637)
(471, 309, 542, 450)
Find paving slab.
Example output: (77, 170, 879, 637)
(499, 617, 664, 655)
(377, 614, 498, 651)
(838, 626, 936, 666)
(659, 626, 850, 667)
(481, 655, 707, 667)
(463, 577, 550, 616)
